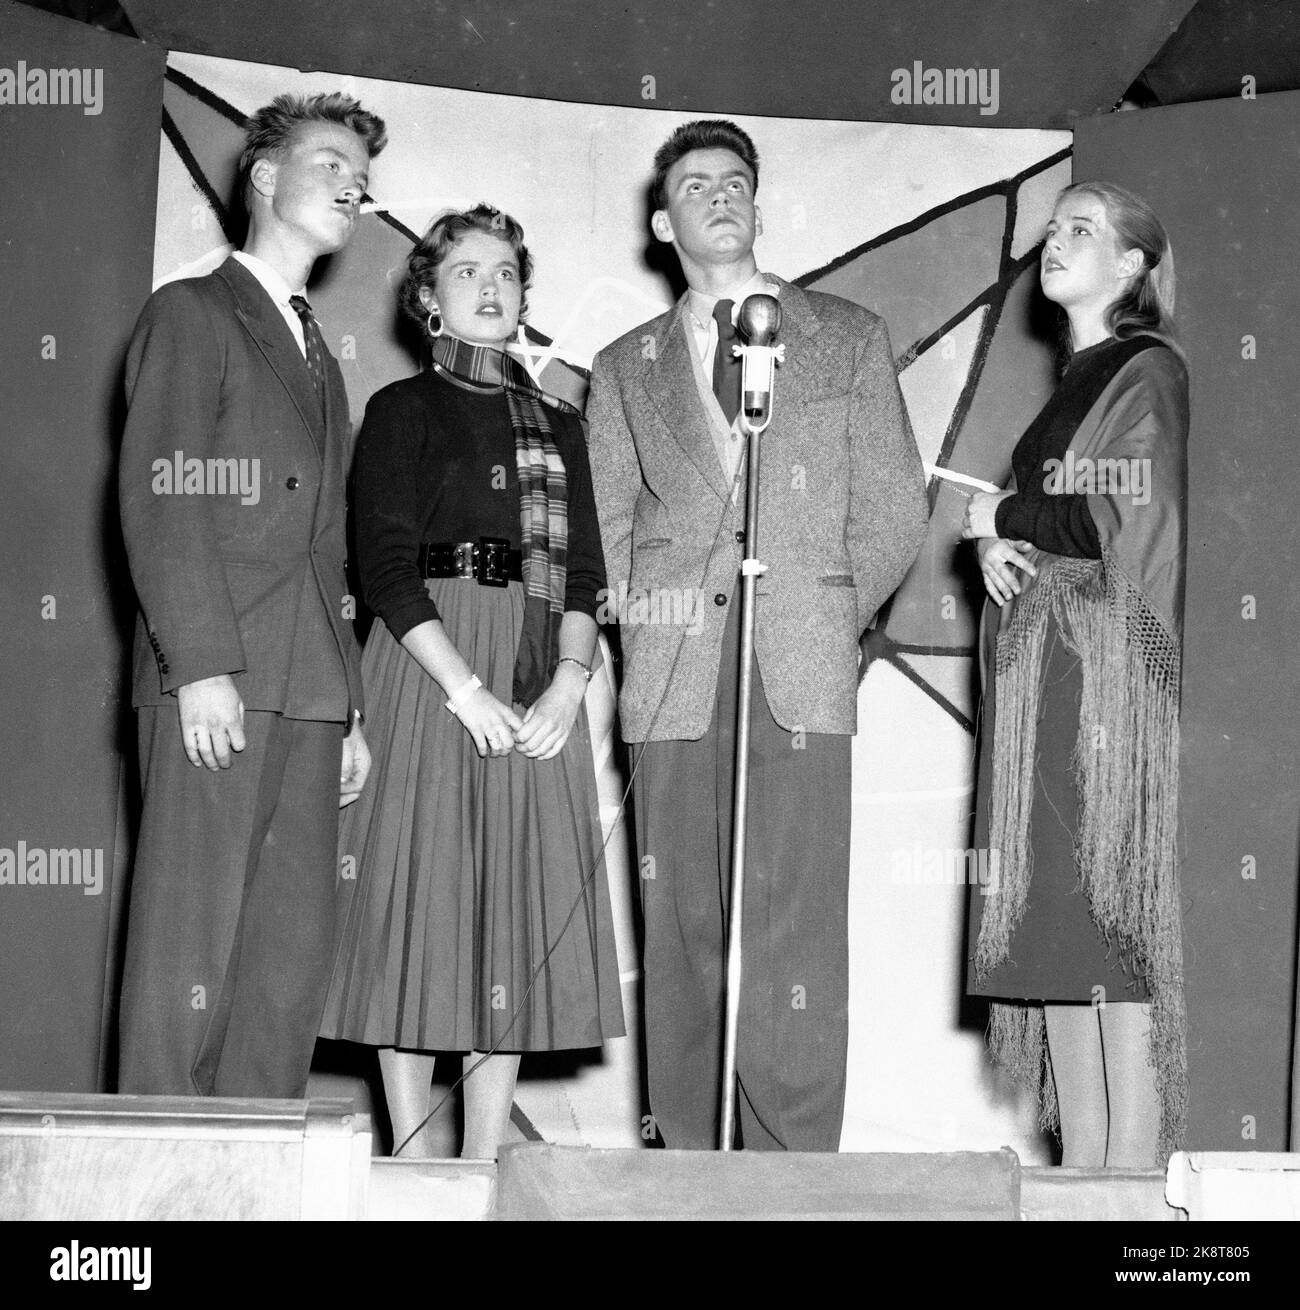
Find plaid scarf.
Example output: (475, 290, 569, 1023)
(429, 333, 577, 707)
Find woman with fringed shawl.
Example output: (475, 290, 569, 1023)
(319, 206, 624, 1158)
(961, 182, 1189, 1167)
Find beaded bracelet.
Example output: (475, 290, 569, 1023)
(556, 657, 594, 682)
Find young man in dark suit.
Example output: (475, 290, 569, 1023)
(117, 92, 386, 1097)
(587, 120, 928, 1149)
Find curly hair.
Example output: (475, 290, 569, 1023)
(398, 204, 533, 333)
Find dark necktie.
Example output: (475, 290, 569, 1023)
(711, 298, 741, 426)
(289, 294, 328, 416)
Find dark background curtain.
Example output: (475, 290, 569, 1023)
(0, 2, 163, 1090)
(1076, 95, 1300, 1150)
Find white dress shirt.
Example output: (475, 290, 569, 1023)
(231, 249, 308, 358)
(685, 268, 778, 374)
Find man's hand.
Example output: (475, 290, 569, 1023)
(177, 674, 245, 769)
(340, 719, 371, 808)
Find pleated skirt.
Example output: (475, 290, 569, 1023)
(319, 578, 625, 1052)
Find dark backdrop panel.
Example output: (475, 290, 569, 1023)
(0, 2, 163, 1089)
(122, 0, 1194, 129)
(1076, 94, 1300, 1150)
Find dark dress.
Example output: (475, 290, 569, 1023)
(966, 337, 1162, 1003)
(318, 369, 625, 1051)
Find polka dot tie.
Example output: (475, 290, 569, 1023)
(289, 294, 328, 417)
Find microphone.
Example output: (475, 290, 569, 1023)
(736, 294, 783, 431)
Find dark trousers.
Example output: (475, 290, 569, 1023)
(117, 708, 341, 1097)
(631, 602, 851, 1149)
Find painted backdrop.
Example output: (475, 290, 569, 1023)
(151, 51, 1071, 1158)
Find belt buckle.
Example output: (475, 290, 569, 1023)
(451, 542, 476, 580)
(476, 536, 511, 587)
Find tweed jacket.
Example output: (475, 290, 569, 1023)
(587, 276, 927, 741)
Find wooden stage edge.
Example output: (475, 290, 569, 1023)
(2, 1093, 1297, 1220)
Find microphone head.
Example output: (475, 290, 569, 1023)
(738, 293, 781, 345)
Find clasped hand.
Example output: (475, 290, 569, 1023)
(959, 489, 1014, 541)
(976, 537, 1037, 606)
(454, 673, 584, 761)
(958, 489, 1037, 606)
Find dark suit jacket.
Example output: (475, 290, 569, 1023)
(587, 277, 928, 741)
(118, 256, 362, 722)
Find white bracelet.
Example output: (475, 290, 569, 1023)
(445, 674, 482, 717)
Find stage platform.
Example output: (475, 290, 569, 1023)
(2, 1093, 1296, 1220)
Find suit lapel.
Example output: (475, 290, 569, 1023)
(215, 257, 326, 463)
(765, 276, 820, 389)
(645, 300, 733, 502)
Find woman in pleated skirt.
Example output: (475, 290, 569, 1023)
(319, 205, 624, 1158)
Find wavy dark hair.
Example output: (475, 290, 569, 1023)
(651, 119, 759, 210)
(1055, 180, 1182, 359)
(237, 91, 387, 212)
(398, 204, 533, 334)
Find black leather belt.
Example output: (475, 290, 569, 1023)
(418, 537, 522, 587)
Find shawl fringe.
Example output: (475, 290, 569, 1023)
(978, 551, 1187, 1162)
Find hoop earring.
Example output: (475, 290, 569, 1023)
(425, 307, 443, 338)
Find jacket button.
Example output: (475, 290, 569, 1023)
(286, 477, 300, 490)
(714, 593, 727, 606)
(734, 529, 745, 544)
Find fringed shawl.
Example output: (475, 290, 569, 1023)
(975, 340, 1190, 1162)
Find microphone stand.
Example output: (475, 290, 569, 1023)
(719, 299, 783, 1151)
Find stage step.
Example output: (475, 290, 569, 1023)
(1166, 1152, 1300, 1219)
(368, 1159, 496, 1221)
(4, 1095, 1288, 1221)
(494, 1144, 1021, 1220)
(1021, 1167, 1179, 1220)
(0, 1091, 371, 1220)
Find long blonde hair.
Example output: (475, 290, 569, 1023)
(1057, 181, 1183, 358)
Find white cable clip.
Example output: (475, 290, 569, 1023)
(740, 559, 768, 576)
(730, 343, 786, 365)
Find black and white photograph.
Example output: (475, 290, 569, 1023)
(0, 0, 1297, 1277)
